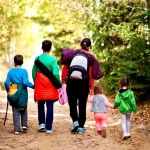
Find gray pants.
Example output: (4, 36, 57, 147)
(120, 113, 131, 136)
(12, 106, 27, 132)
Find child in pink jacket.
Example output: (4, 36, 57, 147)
(88, 84, 113, 138)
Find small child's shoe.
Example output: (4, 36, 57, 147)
(101, 127, 106, 138)
(97, 130, 102, 135)
(122, 134, 128, 140)
(127, 133, 131, 138)
(77, 128, 84, 134)
(22, 126, 27, 132)
(14, 132, 20, 135)
(46, 130, 53, 134)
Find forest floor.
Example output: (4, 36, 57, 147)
(0, 90, 150, 150)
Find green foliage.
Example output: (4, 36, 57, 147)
(0, 0, 30, 65)
(0, 0, 27, 42)
(1, 0, 149, 101)
(82, 0, 150, 101)
(29, 0, 88, 60)
(0, 0, 42, 67)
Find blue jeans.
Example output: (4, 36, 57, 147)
(38, 101, 54, 130)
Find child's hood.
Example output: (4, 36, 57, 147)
(118, 89, 132, 100)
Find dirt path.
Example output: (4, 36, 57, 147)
(0, 90, 150, 150)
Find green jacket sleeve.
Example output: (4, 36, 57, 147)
(32, 63, 37, 82)
(113, 92, 121, 109)
(52, 58, 61, 84)
(130, 92, 137, 113)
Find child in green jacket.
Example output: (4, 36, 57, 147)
(113, 77, 137, 140)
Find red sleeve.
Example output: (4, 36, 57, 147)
(61, 65, 69, 83)
(89, 66, 94, 92)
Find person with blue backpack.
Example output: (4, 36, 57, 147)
(61, 38, 104, 134)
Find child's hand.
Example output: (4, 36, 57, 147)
(89, 89, 93, 95)
(114, 109, 119, 114)
(111, 109, 118, 114)
(111, 109, 115, 114)
(87, 95, 93, 103)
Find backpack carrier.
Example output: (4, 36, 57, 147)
(68, 51, 89, 80)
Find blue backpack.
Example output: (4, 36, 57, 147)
(67, 51, 89, 80)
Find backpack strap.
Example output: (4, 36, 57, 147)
(35, 57, 62, 89)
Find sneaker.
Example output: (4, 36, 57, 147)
(122, 135, 128, 140)
(127, 133, 131, 138)
(14, 132, 20, 135)
(97, 130, 102, 135)
(101, 128, 106, 138)
(22, 126, 27, 132)
(77, 128, 84, 134)
(38, 124, 45, 132)
(71, 121, 79, 132)
(46, 130, 53, 134)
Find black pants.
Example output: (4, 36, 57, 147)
(66, 78, 89, 128)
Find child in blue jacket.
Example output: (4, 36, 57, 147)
(4, 54, 34, 135)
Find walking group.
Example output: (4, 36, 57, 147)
(3, 38, 137, 140)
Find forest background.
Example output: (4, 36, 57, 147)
(0, 0, 150, 102)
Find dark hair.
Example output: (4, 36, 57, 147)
(14, 54, 23, 65)
(42, 40, 52, 52)
(80, 38, 92, 51)
(94, 84, 103, 95)
(119, 77, 130, 88)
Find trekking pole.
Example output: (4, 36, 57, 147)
(3, 101, 8, 126)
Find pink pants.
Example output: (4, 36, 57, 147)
(94, 112, 107, 131)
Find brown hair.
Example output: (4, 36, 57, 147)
(94, 84, 103, 95)
(80, 38, 92, 51)
(42, 40, 52, 52)
(119, 77, 130, 88)
(14, 54, 23, 65)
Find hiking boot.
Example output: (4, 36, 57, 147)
(77, 128, 84, 134)
(38, 124, 45, 132)
(101, 127, 106, 138)
(71, 121, 79, 132)
(46, 130, 53, 134)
